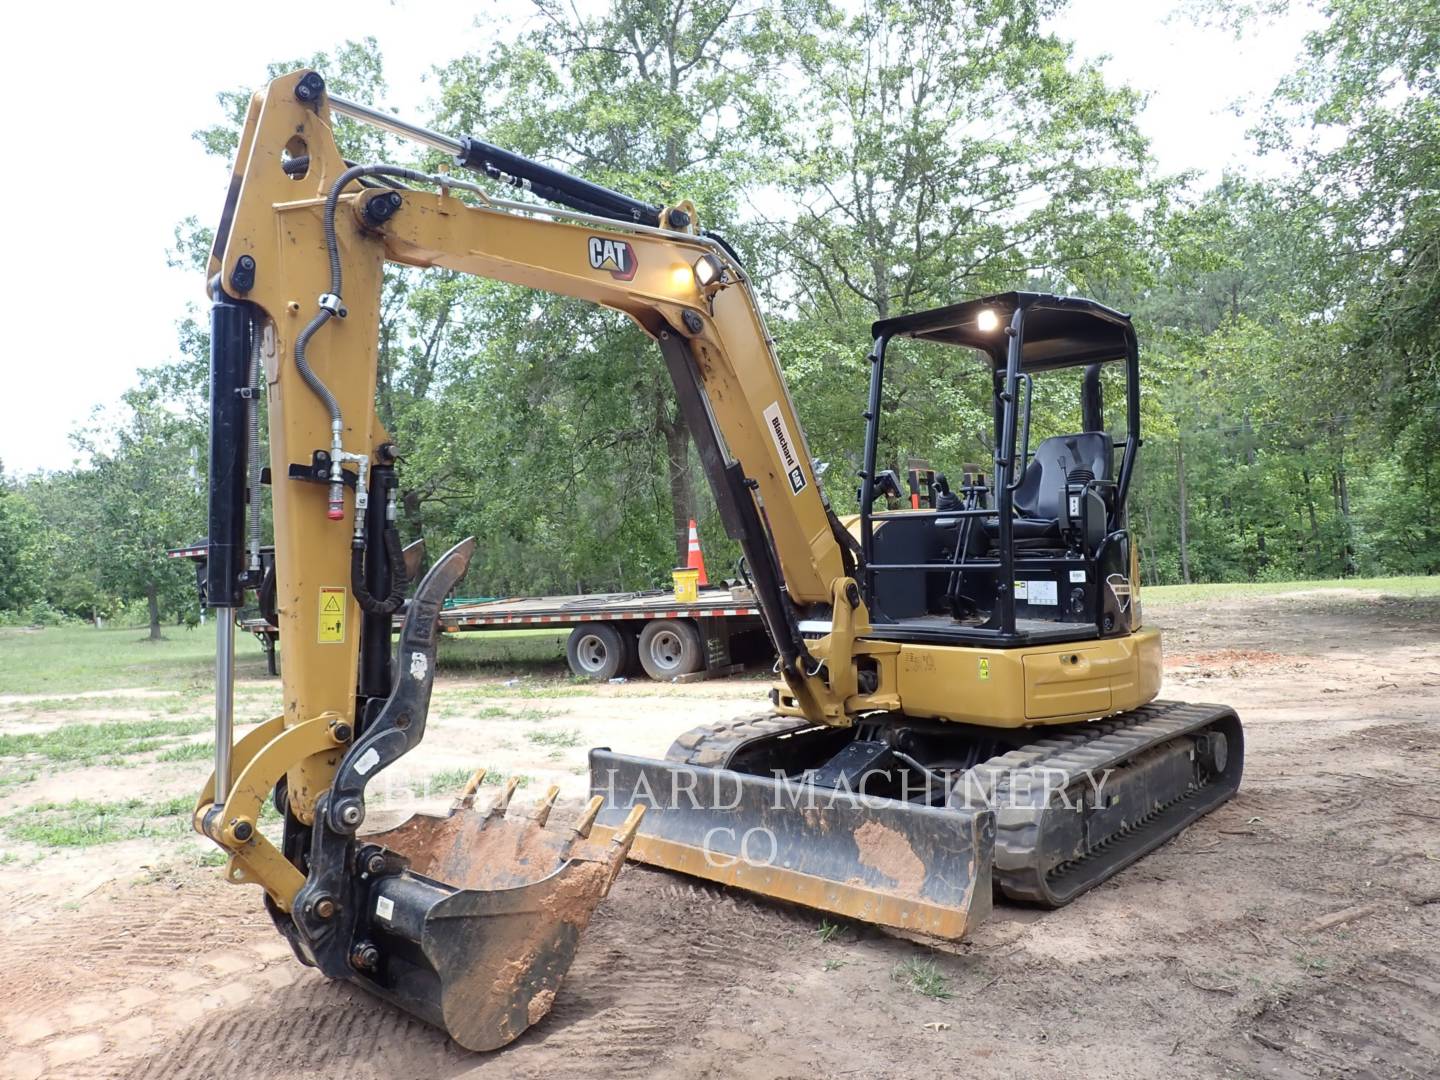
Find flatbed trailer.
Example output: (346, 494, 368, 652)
(237, 589, 764, 681)
(448, 589, 765, 681)
(170, 545, 765, 681)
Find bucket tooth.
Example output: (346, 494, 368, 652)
(571, 795, 604, 840)
(453, 767, 487, 808)
(483, 776, 522, 823)
(530, 785, 561, 826)
(604, 804, 647, 890)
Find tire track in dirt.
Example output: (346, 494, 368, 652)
(1, 880, 302, 1080)
(119, 869, 810, 1080)
(1218, 950, 1440, 1079)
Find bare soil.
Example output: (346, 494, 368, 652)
(3, 589, 1439, 1079)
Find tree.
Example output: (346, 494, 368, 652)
(75, 390, 205, 639)
(767, 0, 1165, 496)
(437, 0, 793, 565)
(0, 464, 46, 613)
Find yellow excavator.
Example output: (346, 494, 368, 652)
(196, 70, 1243, 1050)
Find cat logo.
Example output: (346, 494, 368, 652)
(587, 236, 638, 281)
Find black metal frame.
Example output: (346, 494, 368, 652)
(858, 292, 1142, 645)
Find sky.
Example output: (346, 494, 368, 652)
(0, 0, 1321, 476)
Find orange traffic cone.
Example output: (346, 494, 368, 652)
(686, 519, 709, 587)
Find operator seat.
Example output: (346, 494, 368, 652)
(987, 432, 1113, 541)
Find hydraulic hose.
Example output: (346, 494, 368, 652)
(295, 163, 491, 520)
(352, 523, 408, 616)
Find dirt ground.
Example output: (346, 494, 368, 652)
(3, 589, 1439, 1080)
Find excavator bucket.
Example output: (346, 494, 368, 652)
(588, 750, 994, 940)
(351, 777, 645, 1051)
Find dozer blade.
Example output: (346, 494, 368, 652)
(352, 788, 645, 1051)
(588, 750, 994, 940)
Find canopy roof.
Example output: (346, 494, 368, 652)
(872, 292, 1135, 370)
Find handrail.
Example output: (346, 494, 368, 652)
(1006, 373, 1033, 492)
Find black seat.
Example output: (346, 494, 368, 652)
(986, 432, 1113, 541)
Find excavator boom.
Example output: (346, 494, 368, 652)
(196, 68, 990, 1049)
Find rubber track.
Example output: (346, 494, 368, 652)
(664, 711, 816, 766)
(961, 699, 1241, 905)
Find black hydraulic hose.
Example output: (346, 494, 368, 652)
(352, 524, 407, 615)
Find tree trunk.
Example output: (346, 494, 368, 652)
(1140, 499, 1161, 586)
(1336, 452, 1355, 576)
(663, 420, 695, 567)
(401, 489, 426, 542)
(146, 583, 163, 641)
(1176, 439, 1192, 585)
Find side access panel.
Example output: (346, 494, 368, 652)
(888, 627, 1162, 727)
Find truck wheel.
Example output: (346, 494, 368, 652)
(637, 619, 704, 680)
(566, 624, 628, 680)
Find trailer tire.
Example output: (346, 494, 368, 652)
(637, 618, 704, 680)
(566, 624, 629, 680)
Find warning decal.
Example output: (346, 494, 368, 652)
(762, 401, 808, 495)
(978, 657, 991, 681)
(318, 587, 346, 643)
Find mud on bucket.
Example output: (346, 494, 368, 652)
(351, 774, 645, 1051)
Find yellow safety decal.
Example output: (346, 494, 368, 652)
(978, 657, 990, 681)
(318, 587, 346, 643)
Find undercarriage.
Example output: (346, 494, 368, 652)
(593, 702, 1242, 930)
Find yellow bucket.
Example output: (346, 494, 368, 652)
(672, 567, 699, 603)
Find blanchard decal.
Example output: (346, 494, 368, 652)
(588, 236, 638, 280)
(763, 401, 807, 495)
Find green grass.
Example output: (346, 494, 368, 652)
(155, 740, 215, 762)
(3, 796, 194, 847)
(525, 728, 582, 749)
(1144, 574, 1440, 605)
(437, 630, 569, 673)
(452, 681, 597, 701)
(426, 766, 532, 792)
(0, 764, 38, 790)
(0, 695, 184, 715)
(891, 958, 954, 1000)
(816, 918, 844, 943)
(0, 622, 268, 695)
(0, 717, 212, 765)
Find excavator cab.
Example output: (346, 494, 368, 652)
(861, 293, 1143, 644)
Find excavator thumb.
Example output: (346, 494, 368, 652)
(588, 750, 994, 940)
(274, 539, 645, 1051)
